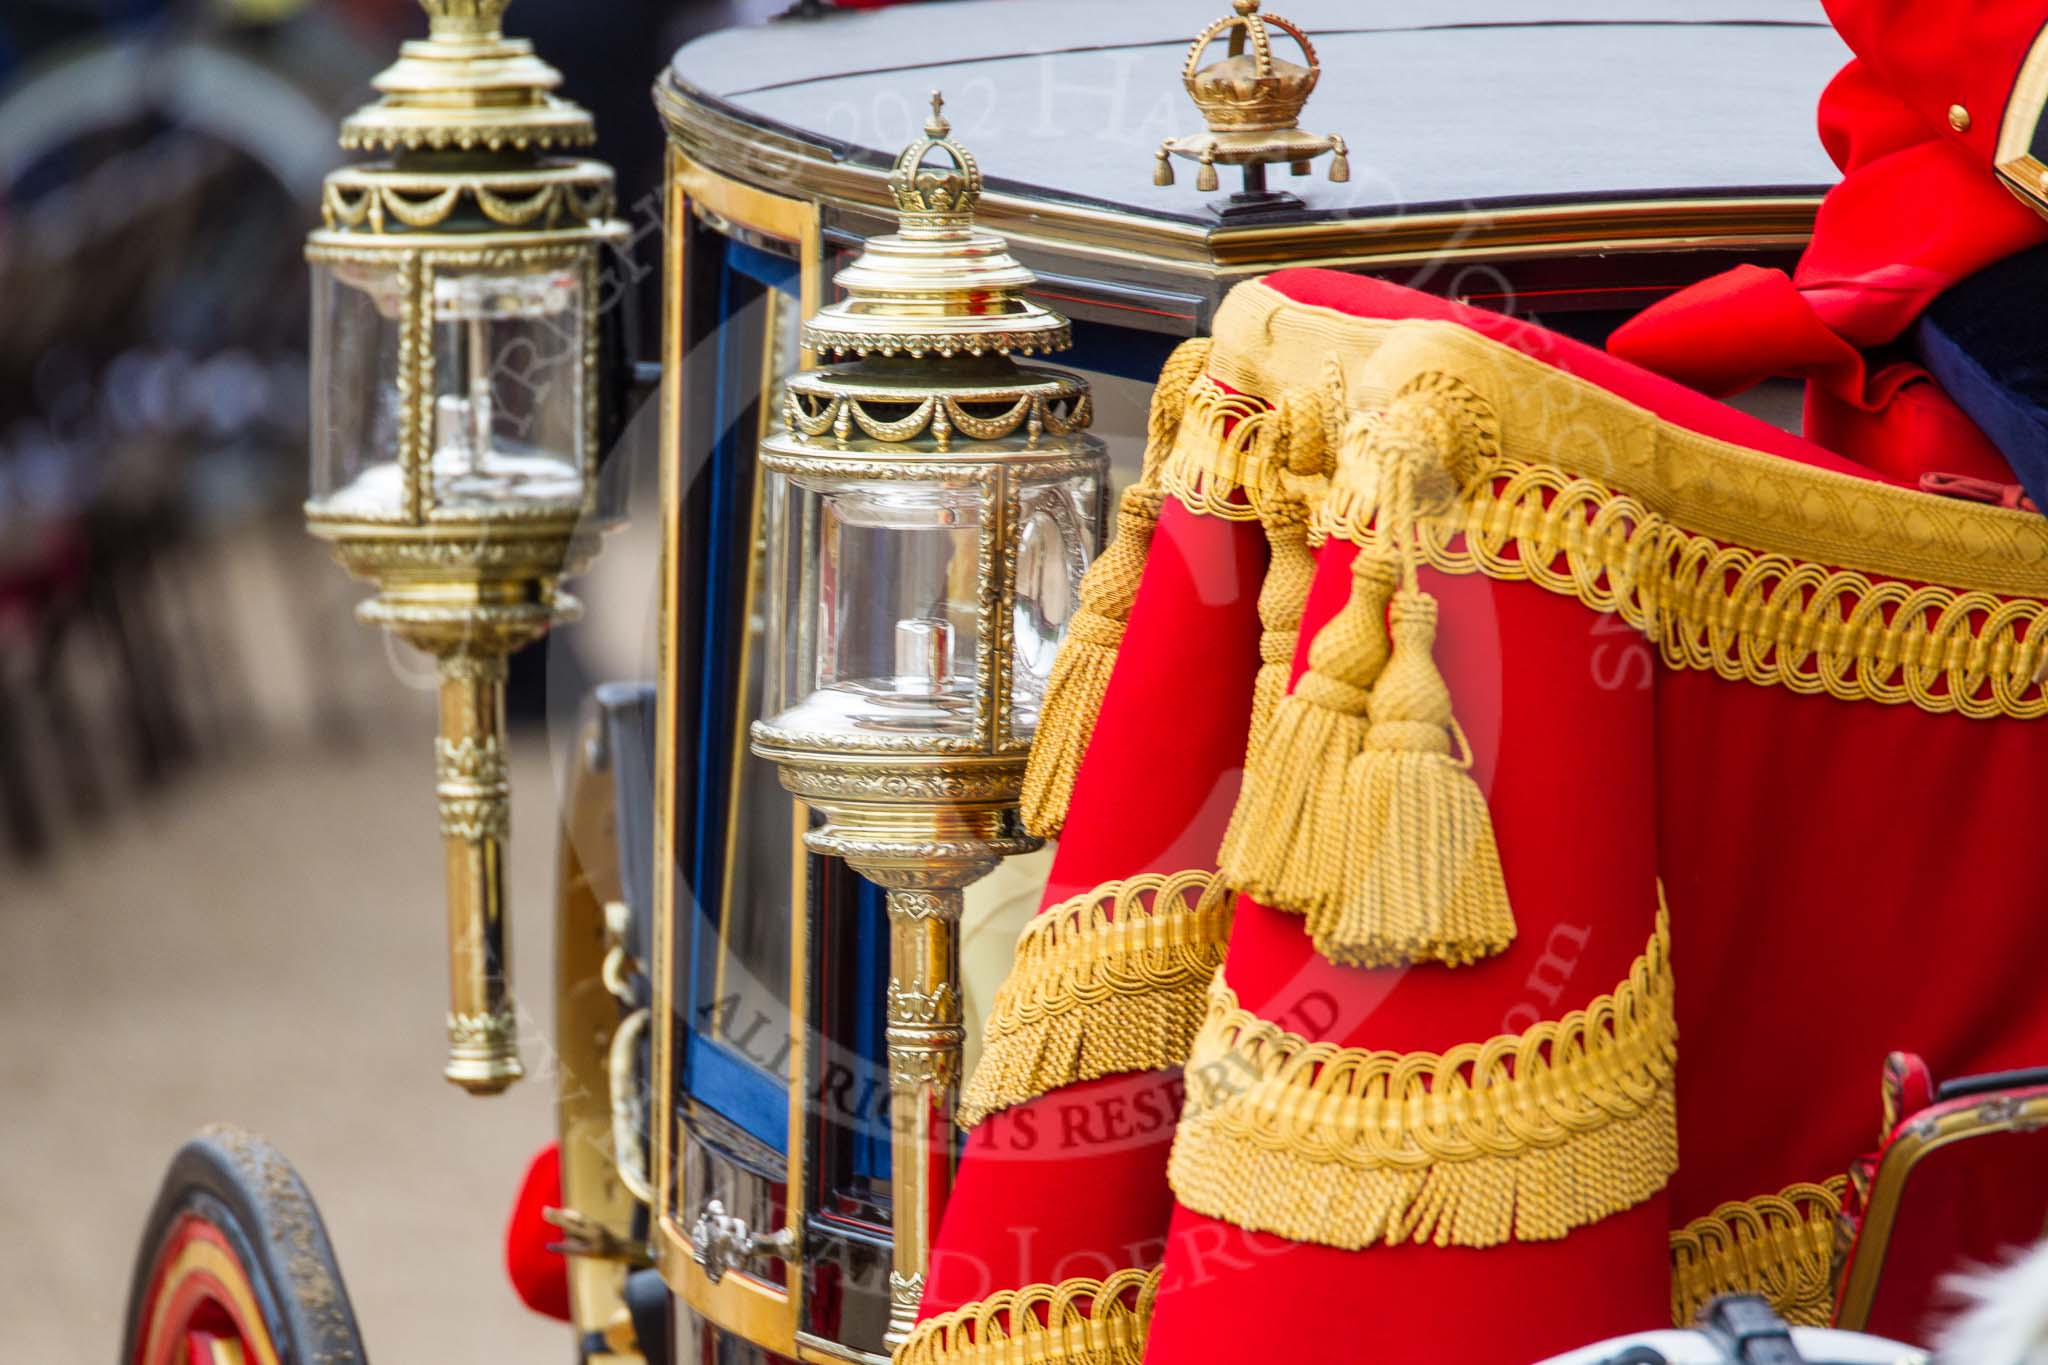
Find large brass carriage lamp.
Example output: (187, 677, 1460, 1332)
(303, 0, 625, 1095)
(750, 95, 1106, 1345)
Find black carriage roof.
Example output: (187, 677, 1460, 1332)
(660, 1, 1847, 319)
(666, 0, 1845, 223)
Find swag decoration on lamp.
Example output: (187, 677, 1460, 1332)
(748, 94, 1108, 1345)
(303, 0, 626, 1094)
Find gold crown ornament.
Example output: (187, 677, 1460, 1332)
(1155, 0, 1349, 209)
(805, 93, 1070, 360)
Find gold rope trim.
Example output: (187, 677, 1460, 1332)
(1669, 1177, 1848, 1329)
(1192, 293, 2048, 721)
(959, 872, 1235, 1127)
(896, 1267, 1161, 1365)
(1326, 454, 2048, 721)
(1212, 288, 2048, 596)
(1168, 904, 1676, 1249)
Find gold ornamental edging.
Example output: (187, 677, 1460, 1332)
(958, 871, 1235, 1127)
(895, 1266, 1161, 1365)
(1668, 1177, 1848, 1329)
(1168, 907, 1676, 1249)
(1194, 288, 2048, 721)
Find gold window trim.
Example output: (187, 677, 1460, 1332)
(651, 144, 824, 1349)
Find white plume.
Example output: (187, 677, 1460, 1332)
(1937, 1241, 2048, 1364)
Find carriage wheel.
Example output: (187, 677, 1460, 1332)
(122, 1126, 366, 1365)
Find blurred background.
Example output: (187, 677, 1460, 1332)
(0, 0, 776, 1358)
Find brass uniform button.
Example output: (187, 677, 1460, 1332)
(1950, 103, 1972, 132)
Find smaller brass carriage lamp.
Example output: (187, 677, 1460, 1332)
(1155, 0, 1349, 213)
(750, 94, 1106, 1345)
(303, 0, 625, 1095)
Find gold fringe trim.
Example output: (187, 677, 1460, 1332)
(1669, 1177, 1848, 1329)
(1021, 338, 1210, 838)
(1213, 288, 2048, 596)
(1168, 904, 1676, 1249)
(958, 872, 1235, 1127)
(1328, 453, 2048, 721)
(1156, 376, 1333, 522)
(896, 1267, 1161, 1365)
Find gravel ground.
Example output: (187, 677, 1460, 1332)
(0, 726, 575, 1364)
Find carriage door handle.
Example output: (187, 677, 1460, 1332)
(688, 1199, 800, 1284)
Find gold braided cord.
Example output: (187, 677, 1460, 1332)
(1157, 377, 1267, 522)
(895, 1267, 1161, 1365)
(1668, 1177, 1848, 1329)
(1326, 456, 2048, 721)
(1168, 907, 1676, 1249)
(1211, 287, 2048, 597)
(959, 872, 1234, 1127)
(1157, 376, 1336, 524)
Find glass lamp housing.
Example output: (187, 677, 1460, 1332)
(306, 239, 601, 530)
(758, 437, 1103, 760)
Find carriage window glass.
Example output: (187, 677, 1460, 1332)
(706, 239, 801, 1078)
(675, 223, 805, 1153)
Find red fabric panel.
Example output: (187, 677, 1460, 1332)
(919, 500, 1268, 1318)
(923, 1073, 1184, 1314)
(1145, 1201, 1670, 1365)
(1220, 541, 1661, 1057)
(505, 1143, 571, 1322)
(1146, 543, 1669, 1364)
(1042, 500, 1267, 905)
(1658, 667, 2048, 1229)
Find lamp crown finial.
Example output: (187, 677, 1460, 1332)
(419, 0, 511, 37)
(888, 88, 981, 225)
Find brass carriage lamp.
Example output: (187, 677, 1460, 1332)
(749, 95, 1106, 1345)
(303, 0, 625, 1095)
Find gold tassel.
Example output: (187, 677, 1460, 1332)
(1021, 338, 1212, 839)
(1247, 506, 1316, 752)
(1244, 389, 1332, 758)
(1311, 587, 1514, 966)
(1304, 371, 1514, 967)
(1217, 551, 1397, 913)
